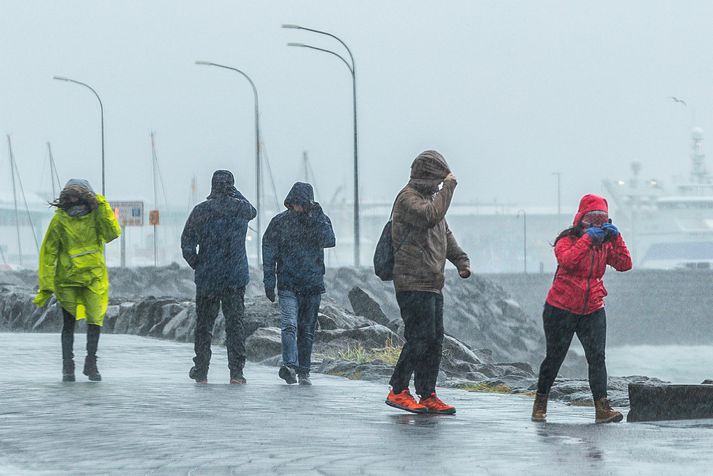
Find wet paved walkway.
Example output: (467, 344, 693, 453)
(1, 333, 713, 475)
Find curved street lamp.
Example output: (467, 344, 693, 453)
(53, 76, 105, 195)
(283, 24, 361, 266)
(195, 61, 262, 264)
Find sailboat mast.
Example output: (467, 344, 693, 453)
(150, 132, 159, 267)
(7, 135, 22, 266)
(47, 142, 60, 198)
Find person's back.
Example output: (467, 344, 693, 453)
(181, 170, 256, 384)
(182, 173, 257, 293)
(263, 182, 335, 296)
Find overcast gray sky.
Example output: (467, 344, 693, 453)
(2, 0, 712, 213)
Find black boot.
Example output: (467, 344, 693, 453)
(83, 355, 101, 381)
(62, 359, 75, 382)
(189, 366, 208, 383)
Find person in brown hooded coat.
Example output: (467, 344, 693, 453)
(385, 150, 471, 414)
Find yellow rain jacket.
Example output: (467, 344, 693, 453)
(33, 195, 121, 326)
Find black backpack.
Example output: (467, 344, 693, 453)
(373, 220, 396, 281)
(373, 194, 410, 281)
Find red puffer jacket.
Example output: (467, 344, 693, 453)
(546, 194, 632, 315)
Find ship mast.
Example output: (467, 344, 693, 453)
(690, 127, 709, 185)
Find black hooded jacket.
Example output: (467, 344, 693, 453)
(181, 170, 257, 293)
(262, 182, 336, 294)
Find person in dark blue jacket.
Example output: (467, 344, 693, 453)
(181, 170, 257, 384)
(263, 182, 336, 385)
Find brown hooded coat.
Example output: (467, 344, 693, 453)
(391, 150, 470, 293)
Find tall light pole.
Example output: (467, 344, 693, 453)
(552, 172, 561, 216)
(283, 24, 360, 266)
(516, 209, 527, 274)
(53, 76, 105, 195)
(195, 61, 262, 264)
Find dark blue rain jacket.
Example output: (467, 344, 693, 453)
(263, 182, 336, 295)
(181, 181, 257, 294)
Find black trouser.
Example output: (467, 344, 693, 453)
(389, 291, 444, 397)
(193, 286, 246, 378)
(61, 308, 100, 361)
(536, 303, 608, 400)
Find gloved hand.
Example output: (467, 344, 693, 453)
(459, 267, 471, 279)
(601, 222, 619, 240)
(586, 227, 607, 244)
(33, 290, 53, 307)
(265, 287, 276, 303)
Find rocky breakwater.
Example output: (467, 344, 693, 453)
(325, 267, 595, 378)
(0, 265, 664, 406)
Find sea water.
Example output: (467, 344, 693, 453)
(605, 345, 713, 384)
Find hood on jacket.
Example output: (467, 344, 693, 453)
(573, 194, 609, 226)
(207, 170, 235, 199)
(284, 182, 314, 208)
(54, 179, 97, 216)
(409, 150, 451, 191)
(64, 178, 94, 193)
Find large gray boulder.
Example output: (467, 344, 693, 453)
(348, 287, 397, 330)
(317, 302, 374, 330)
(245, 327, 282, 361)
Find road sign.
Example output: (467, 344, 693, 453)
(149, 209, 160, 226)
(110, 201, 144, 227)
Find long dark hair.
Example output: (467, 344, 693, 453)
(50, 185, 98, 212)
(553, 224, 584, 246)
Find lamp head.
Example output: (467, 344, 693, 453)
(281, 24, 302, 30)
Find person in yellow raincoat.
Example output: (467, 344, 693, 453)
(34, 179, 120, 382)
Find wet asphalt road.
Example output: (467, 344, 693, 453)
(1, 333, 713, 475)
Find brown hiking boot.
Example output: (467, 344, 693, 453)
(531, 392, 548, 422)
(594, 397, 623, 423)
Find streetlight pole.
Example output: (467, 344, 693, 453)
(195, 61, 262, 265)
(517, 209, 527, 274)
(53, 76, 105, 195)
(552, 172, 561, 216)
(283, 24, 360, 267)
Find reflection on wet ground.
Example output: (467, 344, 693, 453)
(1, 333, 713, 475)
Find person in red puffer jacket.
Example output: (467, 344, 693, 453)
(531, 194, 632, 424)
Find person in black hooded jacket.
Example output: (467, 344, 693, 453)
(181, 170, 256, 384)
(263, 182, 336, 385)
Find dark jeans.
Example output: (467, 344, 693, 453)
(389, 291, 444, 397)
(193, 286, 246, 378)
(278, 290, 321, 374)
(61, 308, 100, 360)
(536, 303, 608, 400)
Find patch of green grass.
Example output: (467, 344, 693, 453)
(328, 338, 402, 366)
(461, 382, 513, 394)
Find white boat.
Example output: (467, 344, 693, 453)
(604, 128, 713, 269)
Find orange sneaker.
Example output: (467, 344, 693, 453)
(420, 393, 456, 414)
(385, 389, 428, 414)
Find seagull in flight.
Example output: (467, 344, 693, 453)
(671, 96, 687, 106)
